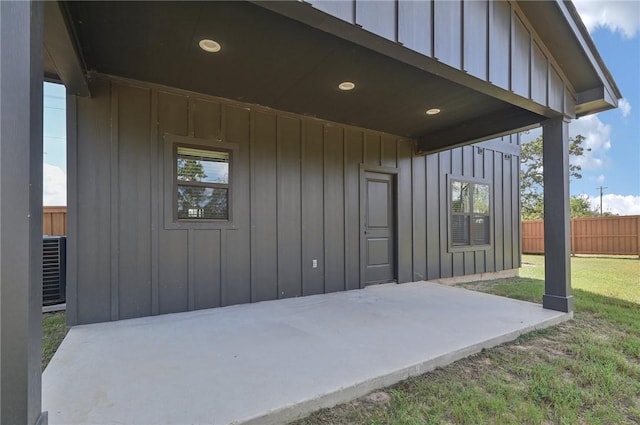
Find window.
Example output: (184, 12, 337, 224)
(450, 179, 491, 248)
(175, 145, 231, 220)
(164, 134, 239, 230)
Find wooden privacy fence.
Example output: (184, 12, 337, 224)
(43, 206, 67, 236)
(522, 215, 640, 256)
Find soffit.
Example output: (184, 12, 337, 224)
(58, 1, 542, 142)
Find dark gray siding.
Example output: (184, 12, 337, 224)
(68, 76, 521, 325)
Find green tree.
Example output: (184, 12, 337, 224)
(570, 195, 598, 218)
(177, 158, 208, 217)
(177, 158, 207, 181)
(520, 134, 590, 220)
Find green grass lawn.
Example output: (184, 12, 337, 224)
(42, 311, 68, 369)
(294, 255, 640, 425)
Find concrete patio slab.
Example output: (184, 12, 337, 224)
(43, 282, 571, 425)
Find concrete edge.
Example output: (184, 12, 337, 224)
(43, 303, 66, 313)
(240, 311, 573, 425)
(36, 411, 48, 425)
(428, 269, 518, 286)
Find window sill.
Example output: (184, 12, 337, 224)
(164, 219, 239, 230)
(448, 244, 492, 253)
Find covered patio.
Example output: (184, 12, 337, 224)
(43, 282, 570, 425)
(0, 1, 619, 424)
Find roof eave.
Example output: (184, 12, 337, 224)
(575, 85, 618, 117)
(559, 0, 622, 115)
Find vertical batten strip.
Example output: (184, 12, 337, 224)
(322, 125, 327, 293)
(109, 83, 120, 320)
(247, 108, 253, 302)
(66, 95, 79, 324)
(362, 132, 367, 162)
(187, 98, 195, 138)
(150, 89, 159, 315)
(322, 127, 327, 289)
(485, 0, 491, 81)
(396, 140, 402, 279)
(300, 119, 305, 296)
(341, 128, 346, 290)
(274, 116, 280, 296)
(408, 141, 415, 281)
(512, 155, 520, 267)
(249, 110, 256, 302)
(460, 0, 465, 72)
(343, 126, 349, 290)
(529, 33, 534, 101)
(352, 0, 357, 25)
(219, 105, 227, 304)
(392, 0, 397, 42)
(431, 0, 436, 58)
(186, 98, 195, 310)
(187, 229, 195, 310)
(219, 229, 226, 305)
(508, 3, 517, 91)
(438, 151, 449, 277)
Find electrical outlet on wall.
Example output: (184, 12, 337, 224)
(312, 259, 318, 268)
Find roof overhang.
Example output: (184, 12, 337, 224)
(44, 1, 90, 97)
(518, 0, 622, 117)
(43, 1, 620, 154)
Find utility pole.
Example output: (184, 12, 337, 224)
(596, 186, 608, 216)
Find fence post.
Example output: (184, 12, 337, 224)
(637, 216, 640, 258)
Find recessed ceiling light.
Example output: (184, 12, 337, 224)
(426, 108, 441, 115)
(199, 39, 221, 53)
(338, 81, 356, 91)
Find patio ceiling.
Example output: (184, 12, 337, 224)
(46, 1, 544, 150)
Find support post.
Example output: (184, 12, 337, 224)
(0, 2, 47, 424)
(542, 117, 573, 313)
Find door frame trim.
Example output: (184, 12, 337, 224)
(359, 164, 399, 288)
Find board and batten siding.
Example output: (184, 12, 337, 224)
(67, 76, 521, 325)
(307, 0, 573, 117)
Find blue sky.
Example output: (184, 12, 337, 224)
(43, 1, 640, 214)
(573, 26, 640, 214)
(522, 0, 640, 215)
(43, 82, 66, 205)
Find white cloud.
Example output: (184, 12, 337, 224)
(573, 0, 640, 38)
(594, 174, 606, 184)
(618, 98, 632, 118)
(569, 114, 612, 171)
(43, 163, 66, 206)
(586, 193, 640, 216)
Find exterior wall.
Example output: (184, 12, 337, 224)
(67, 76, 521, 325)
(306, 0, 574, 117)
